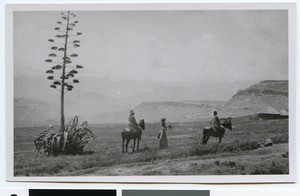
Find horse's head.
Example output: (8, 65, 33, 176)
(138, 119, 145, 130)
(222, 118, 232, 130)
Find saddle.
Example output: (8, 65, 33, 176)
(124, 128, 133, 132)
(123, 128, 142, 139)
(124, 128, 140, 134)
(211, 126, 222, 135)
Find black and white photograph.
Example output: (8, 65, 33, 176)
(6, 3, 296, 182)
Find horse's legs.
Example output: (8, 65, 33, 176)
(132, 139, 136, 152)
(219, 135, 223, 144)
(122, 138, 125, 153)
(137, 139, 140, 151)
(125, 139, 130, 153)
(205, 135, 211, 144)
(202, 132, 206, 144)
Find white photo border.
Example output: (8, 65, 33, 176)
(5, 2, 297, 183)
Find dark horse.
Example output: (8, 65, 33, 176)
(202, 119, 232, 144)
(122, 119, 145, 153)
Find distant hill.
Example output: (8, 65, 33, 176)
(129, 80, 288, 122)
(13, 80, 288, 125)
(224, 80, 288, 117)
(134, 101, 223, 122)
(14, 97, 59, 127)
(15, 75, 255, 101)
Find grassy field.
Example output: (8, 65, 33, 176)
(14, 118, 289, 176)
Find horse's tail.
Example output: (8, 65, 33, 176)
(122, 128, 130, 140)
(121, 129, 125, 140)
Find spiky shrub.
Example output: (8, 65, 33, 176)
(34, 116, 96, 156)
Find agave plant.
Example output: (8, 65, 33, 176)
(34, 116, 96, 156)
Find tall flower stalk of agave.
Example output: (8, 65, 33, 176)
(45, 11, 83, 133)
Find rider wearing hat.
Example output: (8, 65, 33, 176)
(128, 110, 143, 135)
(211, 111, 221, 132)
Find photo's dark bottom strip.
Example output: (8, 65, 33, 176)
(122, 190, 210, 196)
(29, 189, 116, 196)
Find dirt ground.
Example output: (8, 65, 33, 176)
(79, 143, 288, 176)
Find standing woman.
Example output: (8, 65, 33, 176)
(158, 118, 168, 150)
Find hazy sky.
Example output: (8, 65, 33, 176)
(14, 10, 288, 83)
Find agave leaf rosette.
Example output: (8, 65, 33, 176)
(63, 116, 96, 155)
(34, 116, 96, 156)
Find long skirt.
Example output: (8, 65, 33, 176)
(158, 129, 168, 150)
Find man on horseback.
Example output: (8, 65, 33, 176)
(211, 111, 222, 134)
(203, 112, 232, 144)
(128, 110, 143, 139)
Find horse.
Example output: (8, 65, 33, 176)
(122, 119, 145, 153)
(202, 119, 232, 144)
